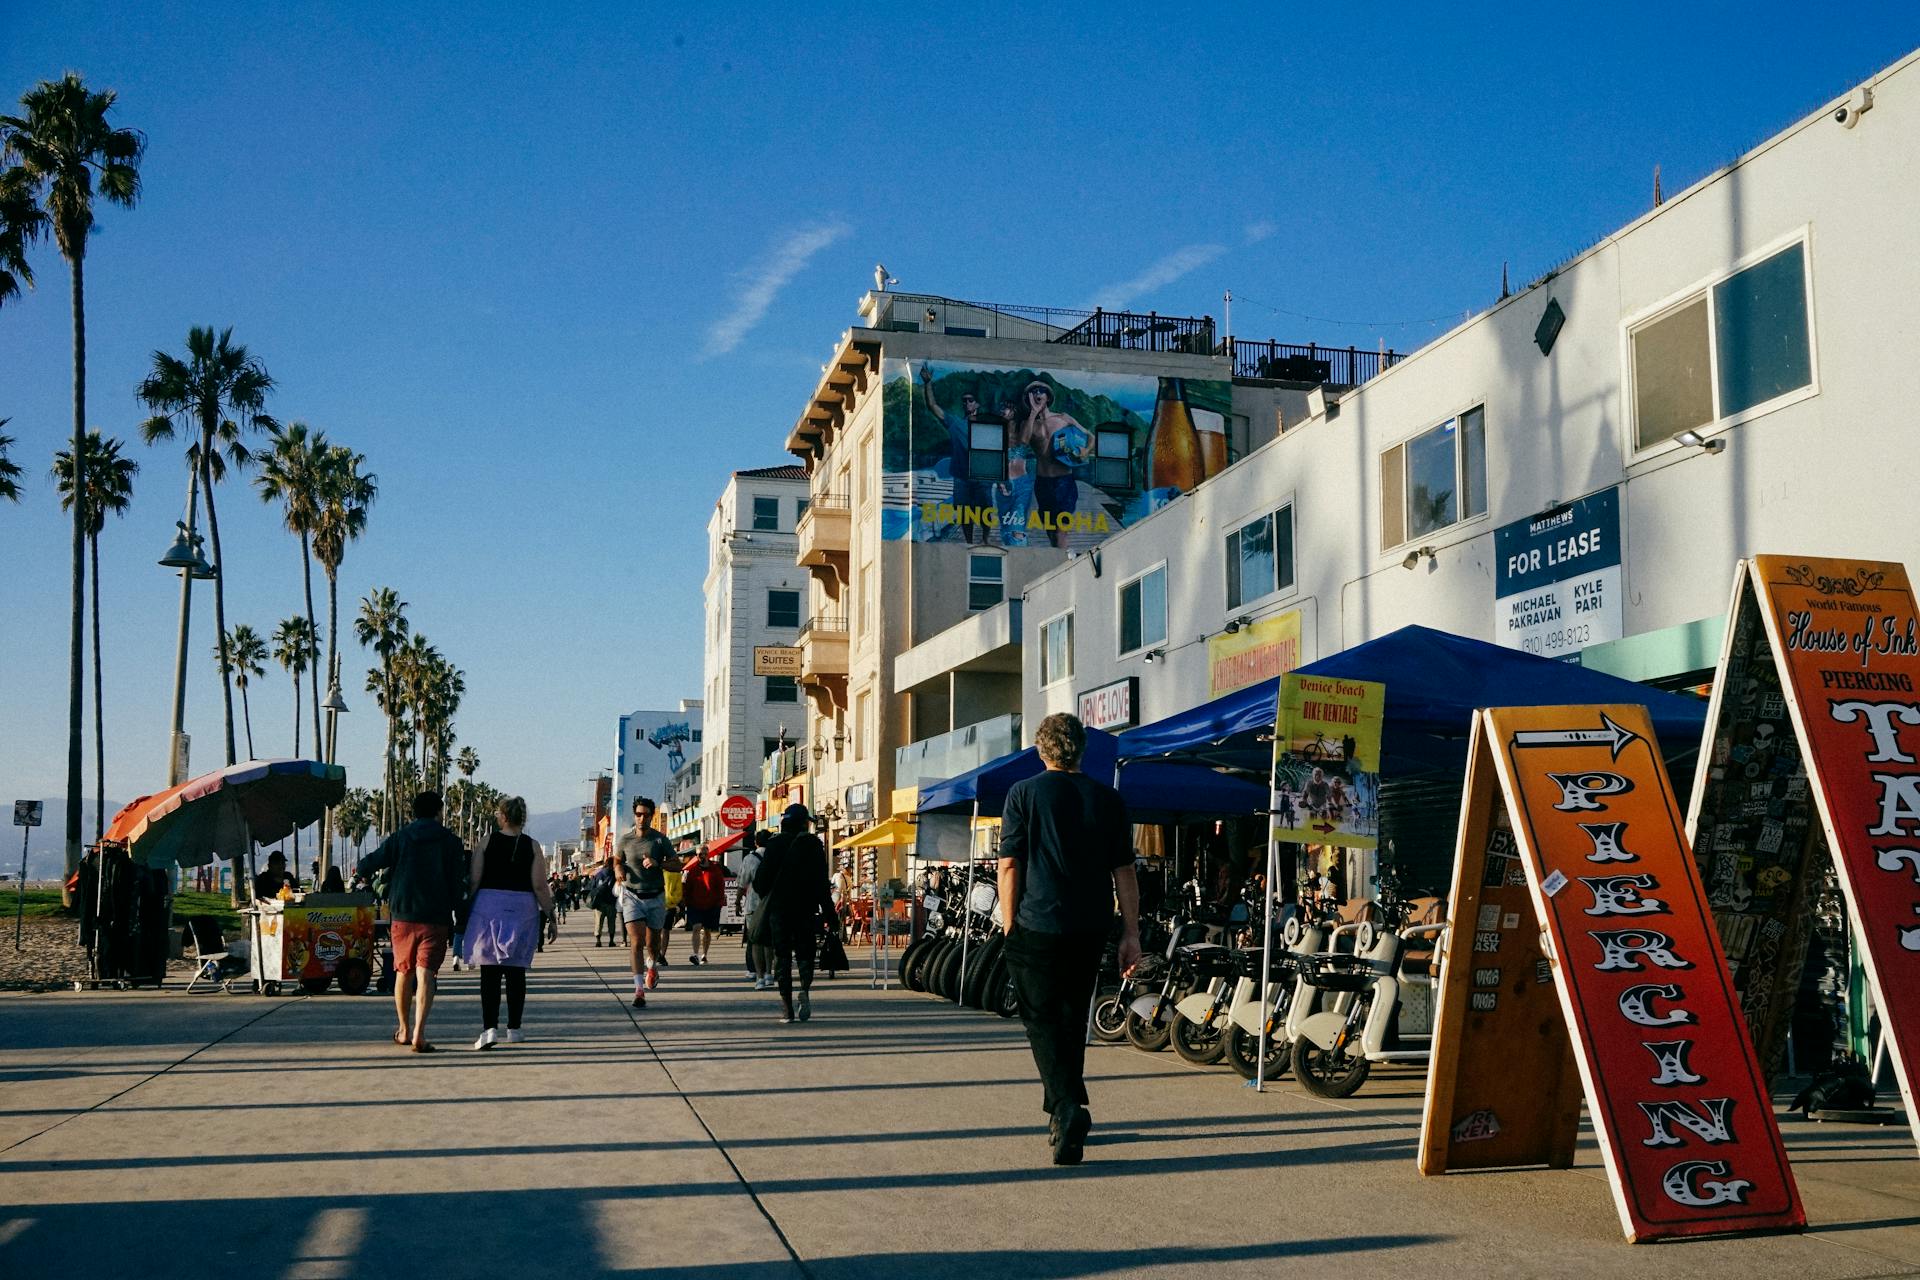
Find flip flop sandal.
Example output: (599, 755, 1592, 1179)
(393, 1030, 410, 1045)
(411, 1041, 438, 1054)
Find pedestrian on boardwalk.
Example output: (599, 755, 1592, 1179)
(590, 855, 620, 946)
(679, 841, 728, 965)
(738, 831, 770, 988)
(359, 790, 468, 1053)
(465, 795, 554, 1050)
(998, 712, 1140, 1165)
(615, 797, 675, 1007)
(655, 843, 686, 966)
(754, 804, 837, 1024)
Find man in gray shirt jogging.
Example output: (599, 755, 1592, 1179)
(615, 797, 674, 1007)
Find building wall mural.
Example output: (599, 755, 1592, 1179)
(879, 358, 1232, 548)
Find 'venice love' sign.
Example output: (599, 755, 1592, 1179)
(1422, 704, 1803, 1243)
(1741, 557, 1920, 1142)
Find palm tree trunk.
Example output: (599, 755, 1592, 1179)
(290, 670, 301, 878)
(319, 570, 339, 877)
(240, 681, 255, 759)
(301, 532, 320, 751)
(200, 438, 238, 766)
(91, 530, 104, 840)
(63, 254, 86, 905)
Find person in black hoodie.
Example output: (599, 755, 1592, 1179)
(754, 803, 837, 1024)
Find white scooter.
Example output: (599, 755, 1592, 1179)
(1288, 913, 1448, 1098)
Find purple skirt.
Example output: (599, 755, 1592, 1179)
(464, 888, 541, 967)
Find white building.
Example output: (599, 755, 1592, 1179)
(614, 702, 703, 830)
(1020, 54, 1920, 737)
(701, 466, 812, 842)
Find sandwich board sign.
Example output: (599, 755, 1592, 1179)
(1420, 704, 1804, 1243)
(1689, 556, 1920, 1144)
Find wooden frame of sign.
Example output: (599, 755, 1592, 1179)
(1693, 556, 1920, 1147)
(1421, 704, 1804, 1243)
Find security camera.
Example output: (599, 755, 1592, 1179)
(1834, 85, 1873, 129)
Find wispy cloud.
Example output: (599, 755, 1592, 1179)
(1244, 219, 1278, 245)
(1088, 242, 1228, 310)
(704, 220, 851, 357)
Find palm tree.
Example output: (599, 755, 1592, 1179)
(3, 73, 145, 893)
(138, 327, 276, 769)
(256, 421, 328, 739)
(456, 746, 480, 842)
(311, 445, 375, 876)
(353, 587, 409, 832)
(219, 624, 268, 759)
(52, 431, 137, 837)
(273, 614, 318, 875)
(0, 423, 22, 501)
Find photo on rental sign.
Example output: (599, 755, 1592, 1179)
(1270, 674, 1384, 848)
(879, 358, 1233, 547)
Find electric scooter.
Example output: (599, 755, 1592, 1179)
(1288, 911, 1448, 1098)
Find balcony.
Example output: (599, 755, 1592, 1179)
(798, 613, 850, 682)
(1222, 338, 1403, 386)
(796, 492, 850, 573)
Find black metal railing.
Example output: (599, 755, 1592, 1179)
(1223, 338, 1404, 386)
(1052, 309, 1216, 355)
(804, 491, 851, 513)
(799, 614, 849, 641)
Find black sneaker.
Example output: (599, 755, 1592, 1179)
(631, 993, 646, 1009)
(1051, 1106, 1090, 1166)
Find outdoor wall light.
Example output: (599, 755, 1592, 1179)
(1674, 430, 1726, 455)
(1401, 546, 1437, 570)
(1222, 616, 1252, 634)
(1142, 648, 1165, 664)
(812, 740, 827, 761)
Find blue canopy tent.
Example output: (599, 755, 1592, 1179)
(1116, 624, 1710, 776)
(915, 728, 1266, 821)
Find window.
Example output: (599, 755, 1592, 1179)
(767, 589, 801, 629)
(751, 496, 779, 531)
(1226, 506, 1296, 610)
(944, 325, 987, 338)
(1630, 241, 1813, 449)
(1092, 428, 1132, 488)
(1118, 565, 1167, 655)
(968, 553, 1004, 611)
(968, 421, 1006, 482)
(855, 690, 871, 761)
(763, 738, 781, 759)
(1379, 407, 1486, 550)
(1040, 613, 1074, 686)
(795, 495, 810, 522)
(765, 675, 798, 703)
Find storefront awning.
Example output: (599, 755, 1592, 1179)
(1116, 624, 1710, 775)
(707, 829, 748, 857)
(841, 816, 917, 849)
(915, 729, 1264, 822)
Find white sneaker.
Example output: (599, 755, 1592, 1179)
(474, 1028, 498, 1051)
(505, 1028, 525, 1043)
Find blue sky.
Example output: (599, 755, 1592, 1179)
(2, 2, 1915, 825)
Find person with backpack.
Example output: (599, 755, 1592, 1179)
(590, 856, 620, 947)
(752, 804, 837, 1024)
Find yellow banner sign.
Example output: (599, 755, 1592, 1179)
(1207, 610, 1301, 698)
(1269, 673, 1383, 848)
(753, 646, 802, 677)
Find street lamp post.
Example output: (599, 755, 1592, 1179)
(320, 668, 348, 881)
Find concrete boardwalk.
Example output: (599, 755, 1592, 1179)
(3, 916, 1919, 1279)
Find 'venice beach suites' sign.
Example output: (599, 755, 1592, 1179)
(1697, 557, 1920, 1146)
(1421, 704, 1804, 1243)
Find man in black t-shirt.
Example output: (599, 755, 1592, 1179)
(998, 712, 1141, 1166)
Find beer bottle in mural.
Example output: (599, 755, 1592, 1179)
(1195, 407, 1229, 479)
(1148, 377, 1205, 494)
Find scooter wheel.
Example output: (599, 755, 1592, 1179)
(991, 960, 1020, 1018)
(1125, 1008, 1172, 1053)
(898, 938, 931, 992)
(335, 958, 372, 996)
(1090, 991, 1129, 1042)
(1170, 1013, 1227, 1066)
(1224, 1024, 1291, 1080)
(1293, 1038, 1371, 1097)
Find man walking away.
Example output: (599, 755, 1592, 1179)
(755, 804, 837, 1024)
(999, 713, 1140, 1165)
(680, 842, 728, 965)
(590, 855, 619, 946)
(615, 797, 674, 1006)
(738, 832, 769, 988)
(360, 790, 468, 1053)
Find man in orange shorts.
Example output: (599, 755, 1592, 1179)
(360, 791, 467, 1052)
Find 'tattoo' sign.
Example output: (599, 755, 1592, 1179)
(719, 796, 756, 831)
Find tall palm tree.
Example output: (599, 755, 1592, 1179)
(353, 587, 408, 832)
(0, 423, 22, 501)
(219, 623, 268, 759)
(138, 327, 276, 769)
(53, 431, 137, 837)
(311, 445, 375, 875)
(3, 73, 145, 893)
(273, 614, 317, 875)
(456, 746, 480, 843)
(256, 421, 328, 739)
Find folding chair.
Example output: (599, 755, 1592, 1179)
(181, 915, 230, 993)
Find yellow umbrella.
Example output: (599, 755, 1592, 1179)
(841, 816, 916, 848)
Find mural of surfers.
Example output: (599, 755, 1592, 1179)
(879, 359, 1233, 547)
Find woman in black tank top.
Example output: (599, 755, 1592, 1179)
(462, 796, 554, 1049)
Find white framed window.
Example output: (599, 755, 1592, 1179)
(1118, 563, 1168, 656)
(1040, 612, 1074, 687)
(751, 495, 780, 531)
(1380, 406, 1486, 551)
(968, 553, 1004, 611)
(1226, 505, 1296, 610)
(767, 589, 801, 629)
(1627, 237, 1815, 451)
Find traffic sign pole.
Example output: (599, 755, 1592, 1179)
(15, 824, 27, 949)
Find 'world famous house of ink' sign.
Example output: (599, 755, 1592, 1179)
(1742, 556, 1920, 1148)
(1484, 704, 1803, 1242)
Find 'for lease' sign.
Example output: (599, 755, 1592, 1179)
(1494, 488, 1622, 659)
